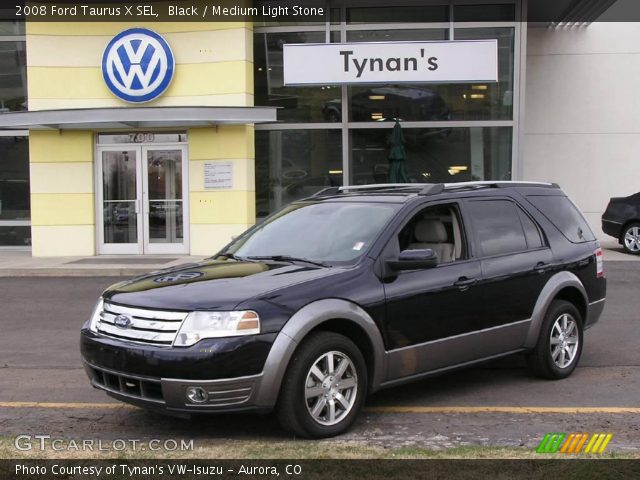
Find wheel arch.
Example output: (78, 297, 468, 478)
(619, 219, 640, 242)
(306, 318, 377, 391)
(524, 272, 588, 349)
(253, 299, 386, 409)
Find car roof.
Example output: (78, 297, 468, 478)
(300, 181, 562, 204)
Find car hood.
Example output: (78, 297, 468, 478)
(102, 258, 341, 311)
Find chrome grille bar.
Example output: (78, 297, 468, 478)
(95, 302, 188, 346)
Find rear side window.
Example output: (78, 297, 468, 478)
(518, 209, 544, 249)
(467, 199, 530, 257)
(527, 195, 595, 243)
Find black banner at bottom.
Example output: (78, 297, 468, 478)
(2, 459, 640, 480)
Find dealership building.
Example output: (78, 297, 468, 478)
(0, 0, 637, 256)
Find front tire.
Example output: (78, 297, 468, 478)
(276, 331, 367, 438)
(527, 300, 584, 379)
(622, 222, 640, 255)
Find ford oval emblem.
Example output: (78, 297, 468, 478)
(114, 314, 133, 329)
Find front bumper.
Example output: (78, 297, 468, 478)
(83, 361, 268, 414)
(80, 328, 287, 413)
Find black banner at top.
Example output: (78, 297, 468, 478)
(2, 0, 640, 23)
(3, 1, 328, 23)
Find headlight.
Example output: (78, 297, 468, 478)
(88, 299, 104, 333)
(174, 311, 260, 347)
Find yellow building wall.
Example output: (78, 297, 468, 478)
(26, 22, 254, 110)
(188, 126, 255, 255)
(26, 20, 256, 256)
(29, 131, 96, 256)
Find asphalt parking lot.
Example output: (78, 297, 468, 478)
(0, 261, 638, 454)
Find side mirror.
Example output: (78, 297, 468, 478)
(386, 249, 438, 271)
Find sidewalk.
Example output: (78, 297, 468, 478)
(0, 250, 208, 277)
(0, 241, 636, 277)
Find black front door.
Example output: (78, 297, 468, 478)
(380, 202, 485, 380)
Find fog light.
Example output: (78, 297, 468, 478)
(186, 386, 208, 404)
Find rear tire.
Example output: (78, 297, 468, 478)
(527, 300, 583, 380)
(276, 331, 367, 438)
(621, 222, 640, 255)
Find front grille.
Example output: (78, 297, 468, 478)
(86, 363, 164, 404)
(96, 302, 187, 346)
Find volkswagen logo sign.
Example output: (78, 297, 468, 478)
(154, 272, 204, 283)
(113, 314, 133, 329)
(102, 28, 175, 103)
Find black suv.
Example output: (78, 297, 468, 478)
(81, 182, 606, 438)
(602, 192, 640, 254)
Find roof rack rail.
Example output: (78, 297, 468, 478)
(419, 184, 445, 196)
(443, 181, 559, 189)
(311, 186, 341, 198)
(309, 181, 558, 201)
(338, 183, 418, 192)
(338, 183, 446, 195)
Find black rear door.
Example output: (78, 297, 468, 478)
(465, 198, 552, 348)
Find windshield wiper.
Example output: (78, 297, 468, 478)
(245, 255, 328, 267)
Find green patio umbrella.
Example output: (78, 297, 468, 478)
(388, 119, 409, 183)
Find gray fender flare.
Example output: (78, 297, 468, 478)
(254, 298, 387, 408)
(524, 271, 588, 349)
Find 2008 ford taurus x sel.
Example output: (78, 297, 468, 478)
(81, 182, 606, 438)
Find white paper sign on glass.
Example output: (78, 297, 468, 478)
(204, 161, 233, 189)
(283, 40, 498, 85)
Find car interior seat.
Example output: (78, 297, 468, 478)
(408, 219, 455, 263)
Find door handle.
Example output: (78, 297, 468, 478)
(534, 262, 548, 274)
(454, 277, 477, 290)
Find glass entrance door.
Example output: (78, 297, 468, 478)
(143, 146, 187, 254)
(98, 145, 188, 255)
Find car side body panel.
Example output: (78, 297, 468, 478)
(602, 193, 640, 242)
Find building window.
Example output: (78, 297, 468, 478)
(0, 41, 27, 112)
(256, 129, 343, 218)
(350, 126, 512, 185)
(0, 135, 30, 246)
(255, 31, 341, 123)
(0, 21, 25, 36)
(0, 27, 30, 245)
(254, 1, 521, 216)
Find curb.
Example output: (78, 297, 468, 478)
(0, 268, 155, 277)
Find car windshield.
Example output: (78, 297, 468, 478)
(222, 201, 399, 265)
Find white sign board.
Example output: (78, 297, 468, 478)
(204, 161, 233, 189)
(283, 40, 498, 85)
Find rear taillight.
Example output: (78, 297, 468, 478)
(595, 247, 604, 278)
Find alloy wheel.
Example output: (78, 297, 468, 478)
(304, 351, 358, 426)
(549, 313, 580, 369)
(624, 226, 640, 252)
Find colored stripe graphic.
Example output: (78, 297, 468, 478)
(536, 433, 566, 453)
(537, 433, 613, 454)
(584, 433, 613, 454)
(571, 434, 590, 453)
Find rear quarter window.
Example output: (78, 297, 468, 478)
(526, 195, 595, 243)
